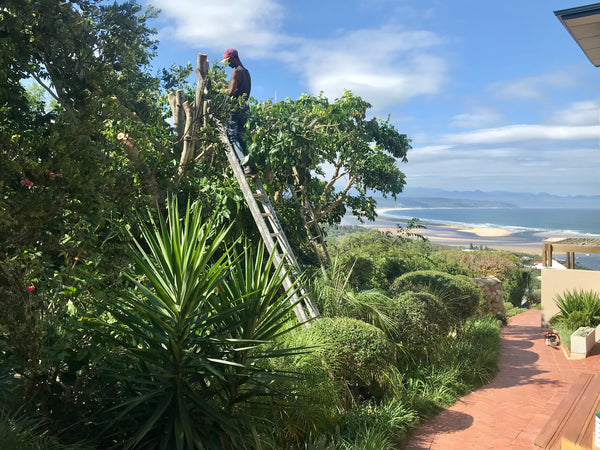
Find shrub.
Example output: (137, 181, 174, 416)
(529, 289, 541, 304)
(504, 267, 529, 307)
(332, 230, 436, 290)
(389, 271, 482, 325)
(302, 317, 396, 401)
(338, 399, 417, 448)
(390, 291, 450, 349)
(432, 250, 519, 279)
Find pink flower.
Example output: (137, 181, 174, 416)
(49, 172, 61, 179)
(20, 179, 34, 187)
(27, 285, 35, 292)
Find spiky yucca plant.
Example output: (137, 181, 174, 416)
(87, 197, 304, 449)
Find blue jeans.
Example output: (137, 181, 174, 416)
(226, 108, 248, 162)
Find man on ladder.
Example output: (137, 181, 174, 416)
(222, 48, 257, 176)
(218, 49, 320, 322)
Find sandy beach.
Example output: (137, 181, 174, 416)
(340, 216, 548, 256)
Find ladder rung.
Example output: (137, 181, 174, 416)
(253, 192, 265, 198)
(271, 232, 282, 238)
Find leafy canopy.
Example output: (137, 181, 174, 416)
(248, 91, 411, 225)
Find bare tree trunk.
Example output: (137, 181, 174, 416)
(172, 54, 210, 182)
(167, 89, 185, 140)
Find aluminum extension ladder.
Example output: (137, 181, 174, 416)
(219, 130, 320, 324)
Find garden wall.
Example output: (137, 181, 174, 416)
(541, 268, 600, 327)
(471, 277, 505, 319)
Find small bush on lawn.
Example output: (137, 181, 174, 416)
(389, 270, 483, 326)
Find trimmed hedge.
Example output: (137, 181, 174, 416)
(390, 291, 450, 348)
(303, 317, 395, 387)
(389, 270, 483, 324)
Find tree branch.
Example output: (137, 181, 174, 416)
(320, 173, 358, 218)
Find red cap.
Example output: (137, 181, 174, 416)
(222, 48, 238, 61)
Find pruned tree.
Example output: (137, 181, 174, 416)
(247, 91, 411, 263)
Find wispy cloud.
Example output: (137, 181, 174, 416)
(449, 107, 505, 129)
(489, 71, 575, 99)
(285, 28, 447, 108)
(441, 124, 599, 145)
(546, 100, 600, 127)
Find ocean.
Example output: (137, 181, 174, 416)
(378, 207, 600, 237)
(375, 207, 600, 270)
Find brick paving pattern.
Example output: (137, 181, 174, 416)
(407, 309, 600, 449)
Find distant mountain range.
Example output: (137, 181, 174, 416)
(374, 187, 600, 209)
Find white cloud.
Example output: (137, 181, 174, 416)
(449, 108, 504, 129)
(402, 145, 600, 195)
(441, 124, 599, 145)
(150, 0, 286, 57)
(546, 100, 600, 127)
(148, 0, 448, 109)
(489, 71, 575, 99)
(283, 27, 447, 109)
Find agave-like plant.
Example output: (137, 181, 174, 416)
(554, 289, 600, 327)
(87, 197, 304, 449)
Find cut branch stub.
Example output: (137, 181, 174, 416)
(168, 89, 185, 139)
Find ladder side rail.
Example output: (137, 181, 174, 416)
(219, 131, 317, 321)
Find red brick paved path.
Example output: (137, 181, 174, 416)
(407, 309, 600, 449)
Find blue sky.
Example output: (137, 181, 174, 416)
(145, 0, 599, 197)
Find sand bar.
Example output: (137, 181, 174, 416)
(340, 216, 546, 255)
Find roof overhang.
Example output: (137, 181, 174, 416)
(554, 3, 600, 67)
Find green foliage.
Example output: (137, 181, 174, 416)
(503, 267, 529, 307)
(389, 270, 482, 325)
(337, 400, 417, 449)
(310, 256, 397, 337)
(247, 91, 411, 231)
(331, 230, 436, 290)
(85, 198, 303, 449)
(390, 292, 450, 349)
(0, 409, 81, 450)
(402, 316, 501, 414)
(553, 289, 600, 328)
(549, 317, 576, 350)
(504, 302, 529, 318)
(432, 250, 520, 280)
(432, 251, 530, 308)
(302, 318, 396, 402)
